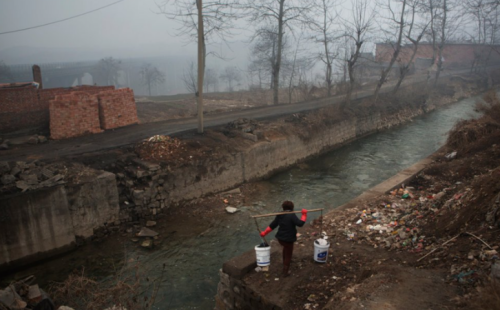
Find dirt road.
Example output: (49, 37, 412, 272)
(0, 69, 472, 162)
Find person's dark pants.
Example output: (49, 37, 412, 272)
(278, 239, 294, 273)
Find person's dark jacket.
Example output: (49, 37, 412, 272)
(269, 212, 305, 243)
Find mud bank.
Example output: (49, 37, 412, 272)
(0, 72, 493, 272)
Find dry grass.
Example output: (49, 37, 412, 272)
(50, 263, 165, 310)
(446, 90, 500, 155)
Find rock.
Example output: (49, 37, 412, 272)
(16, 180, 30, 191)
(1, 174, 16, 185)
(0, 161, 10, 174)
(38, 135, 48, 143)
(28, 136, 39, 144)
(434, 192, 445, 200)
(0, 143, 8, 150)
(131, 238, 139, 243)
(126, 228, 133, 233)
(10, 166, 21, 176)
(41, 168, 54, 179)
(9, 136, 31, 145)
(141, 239, 153, 249)
(225, 206, 239, 214)
(137, 227, 158, 237)
(221, 188, 241, 196)
(58, 307, 76, 310)
(241, 132, 258, 142)
(21, 174, 38, 185)
(146, 220, 157, 227)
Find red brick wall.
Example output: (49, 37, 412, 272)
(49, 92, 103, 140)
(0, 85, 115, 134)
(98, 88, 139, 129)
(0, 86, 46, 133)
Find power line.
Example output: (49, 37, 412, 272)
(0, 0, 125, 35)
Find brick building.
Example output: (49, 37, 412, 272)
(376, 43, 500, 68)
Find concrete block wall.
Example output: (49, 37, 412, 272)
(98, 88, 139, 129)
(49, 91, 103, 140)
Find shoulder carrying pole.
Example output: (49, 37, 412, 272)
(251, 208, 324, 218)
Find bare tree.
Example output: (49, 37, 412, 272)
(182, 62, 198, 94)
(310, 0, 339, 97)
(96, 57, 121, 86)
(219, 66, 241, 91)
(244, 0, 312, 105)
(249, 26, 290, 91)
(341, 0, 376, 108)
(204, 67, 219, 92)
(157, 0, 240, 133)
(140, 63, 166, 96)
(393, 0, 429, 93)
(434, 0, 449, 84)
(373, 0, 408, 100)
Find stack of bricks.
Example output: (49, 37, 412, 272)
(98, 88, 139, 130)
(49, 92, 103, 140)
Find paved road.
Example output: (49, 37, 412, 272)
(0, 69, 481, 162)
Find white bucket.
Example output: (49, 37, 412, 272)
(255, 245, 271, 266)
(314, 240, 330, 263)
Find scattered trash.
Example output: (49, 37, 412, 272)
(445, 151, 457, 160)
(225, 206, 239, 214)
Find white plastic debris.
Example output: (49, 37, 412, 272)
(445, 151, 457, 159)
(316, 238, 328, 246)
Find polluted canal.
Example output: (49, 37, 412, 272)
(5, 95, 482, 309)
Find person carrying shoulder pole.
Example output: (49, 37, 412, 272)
(260, 200, 307, 277)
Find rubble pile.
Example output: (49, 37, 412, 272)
(223, 118, 263, 141)
(0, 161, 65, 195)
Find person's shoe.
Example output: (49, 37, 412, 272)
(283, 265, 290, 277)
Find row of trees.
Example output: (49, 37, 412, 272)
(182, 63, 243, 93)
(95, 57, 165, 96)
(163, 0, 500, 133)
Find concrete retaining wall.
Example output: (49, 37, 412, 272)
(0, 172, 119, 273)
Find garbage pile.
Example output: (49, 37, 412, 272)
(0, 276, 72, 310)
(134, 135, 213, 163)
(325, 173, 499, 290)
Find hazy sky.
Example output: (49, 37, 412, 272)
(0, 0, 239, 64)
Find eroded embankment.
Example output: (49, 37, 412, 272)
(0, 71, 495, 273)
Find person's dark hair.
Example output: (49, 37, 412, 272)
(282, 200, 294, 211)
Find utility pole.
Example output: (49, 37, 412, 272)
(197, 0, 205, 134)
